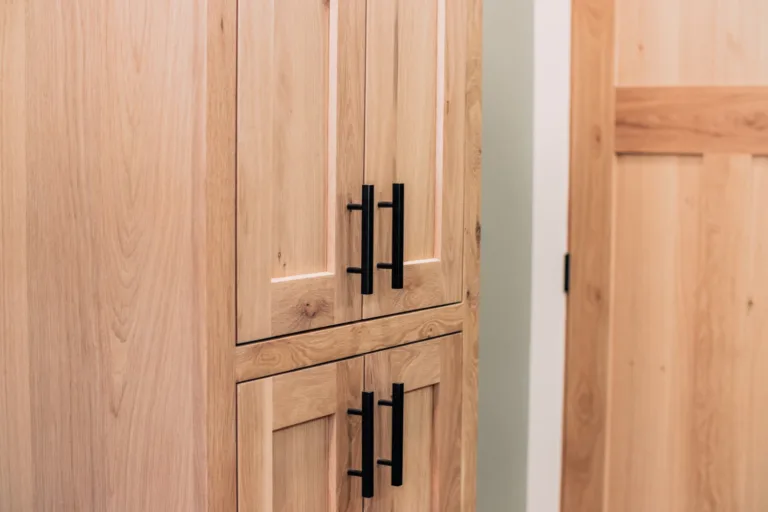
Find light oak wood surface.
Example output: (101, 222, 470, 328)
(238, 358, 364, 512)
(237, 0, 366, 342)
(616, 87, 768, 155)
(205, 0, 238, 509)
(363, 0, 464, 320)
(0, 1, 237, 510)
(562, 0, 616, 509)
(461, 0, 483, 506)
(565, 0, 768, 511)
(364, 334, 463, 512)
(235, 302, 464, 382)
(0, 2, 32, 511)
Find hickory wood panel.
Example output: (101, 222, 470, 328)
(235, 302, 464, 382)
(607, 154, 768, 511)
(364, 333, 463, 512)
(0, 1, 228, 510)
(616, 0, 768, 86)
(238, 358, 364, 512)
(462, 0, 482, 506)
(0, 2, 32, 511)
(237, 0, 366, 342)
(363, 0, 464, 320)
(616, 87, 768, 155)
(562, 0, 616, 510)
(205, 0, 238, 509)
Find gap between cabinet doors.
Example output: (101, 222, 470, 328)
(235, 0, 468, 344)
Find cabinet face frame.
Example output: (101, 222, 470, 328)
(231, 0, 481, 508)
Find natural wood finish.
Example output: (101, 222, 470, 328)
(235, 302, 463, 382)
(206, 0, 238, 510)
(0, 2, 32, 511)
(364, 334, 463, 512)
(462, 0, 482, 506)
(615, 0, 768, 86)
(238, 358, 364, 512)
(237, 0, 366, 342)
(0, 1, 236, 510)
(562, 0, 616, 510)
(567, 0, 768, 511)
(363, 0, 464, 319)
(615, 87, 768, 155)
(606, 154, 768, 511)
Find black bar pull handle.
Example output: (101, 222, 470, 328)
(377, 183, 404, 289)
(348, 391, 375, 498)
(377, 383, 404, 486)
(348, 185, 375, 295)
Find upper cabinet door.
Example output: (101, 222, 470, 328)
(237, 0, 367, 342)
(363, 0, 466, 318)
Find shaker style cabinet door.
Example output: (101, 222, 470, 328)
(237, 0, 367, 342)
(364, 334, 463, 512)
(238, 358, 366, 512)
(363, 0, 467, 319)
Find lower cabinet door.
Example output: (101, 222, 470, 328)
(365, 333, 463, 512)
(237, 358, 365, 512)
(237, 333, 464, 512)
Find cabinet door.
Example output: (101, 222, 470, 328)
(237, 0, 367, 342)
(363, 0, 466, 318)
(238, 358, 365, 512)
(365, 334, 463, 511)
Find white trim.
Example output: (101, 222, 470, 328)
(526, 0, 571, 510)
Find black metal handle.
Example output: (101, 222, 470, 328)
(348, 391, 375, 498)
(377, 183, 404, 289)
(377, 383, 404, 486)
(348, 185, 375, 295)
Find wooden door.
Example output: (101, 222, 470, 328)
(363, 0, 467, 318)
(364, 334, 463, 511)
(237, 0, 367, 342)
(238, 358, 365, 512)
(564, 0, 768, 511)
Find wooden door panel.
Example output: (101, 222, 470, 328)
(607, 154, 768, 511)
(564, 0, 768, 511)
(238, 359, 364, 512)
(237, 0, 366, 342)
(363, 0, 465, 318)
(364, 334, 462, 512)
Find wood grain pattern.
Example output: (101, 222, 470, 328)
(616, 87, 768, 155)
(0, 1, 230, 510)
(364, 334, 463, 512)
(237, 0, 366, 342)
(205, 0, 237, 510)
(616, 0, 768, 86)
(0, 2, 32, 511)
(562, 0, 616, 510)
(363, 0, 464, 319)
(237, 358, 363, 512)
(235, 302, 464, 382)
(606, 154, 768, 511)
(461, 0, 483, 505)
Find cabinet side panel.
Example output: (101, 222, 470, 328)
(9, 1, 212, 509)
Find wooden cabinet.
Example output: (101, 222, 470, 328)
(236, 0, 467, 343)
(237, 334, 464, 512)
(0, 0, 479, 510)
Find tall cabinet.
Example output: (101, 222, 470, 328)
(0, 0, 481, 510)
